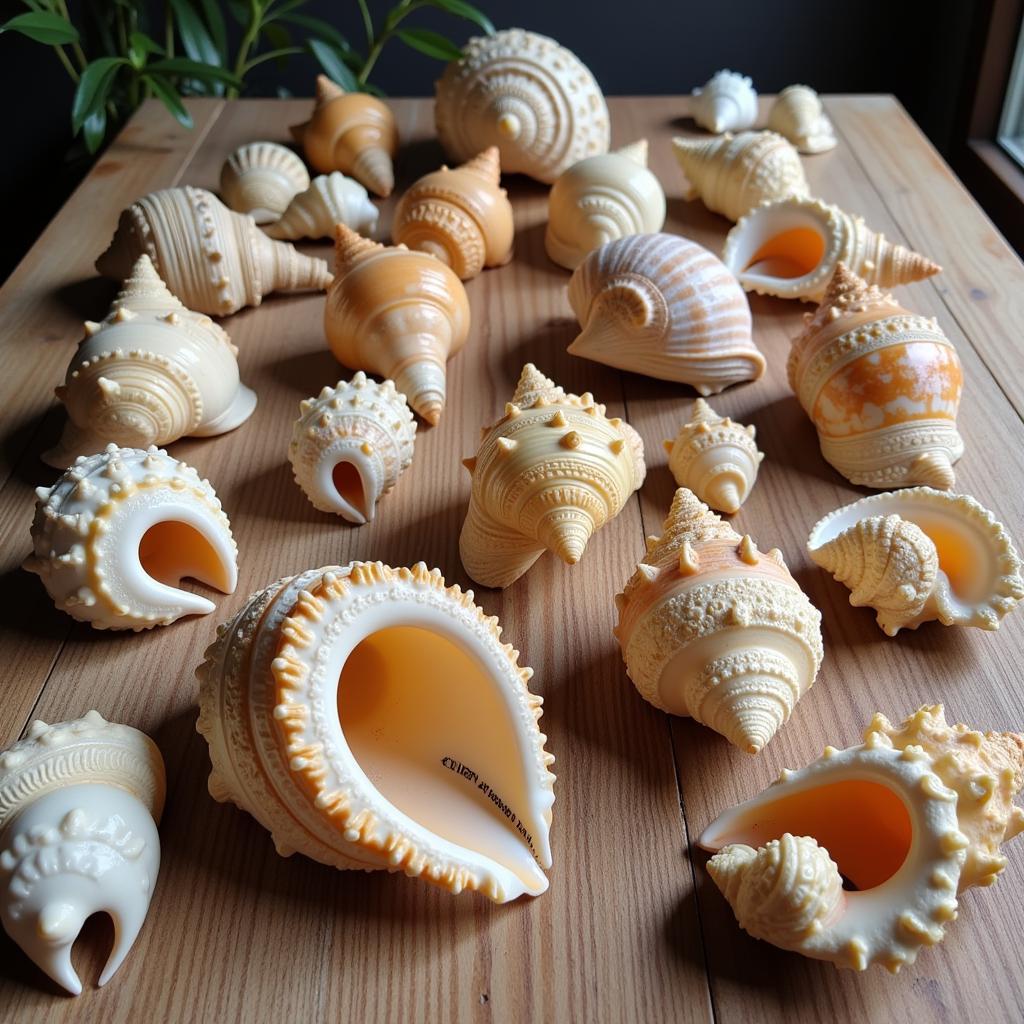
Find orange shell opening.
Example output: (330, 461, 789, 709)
(138, 520, 232, 593)
(746, 227, 826, 279)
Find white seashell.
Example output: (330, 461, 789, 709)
(692, 70, 758, 134)
(263, 172, 379, 241)
(219, 141, 310, 224)
(767, 85, 837, 154)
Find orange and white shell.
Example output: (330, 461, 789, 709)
(24, 444, 238, 631)
(289, 373, 416, 524)
(807, 487, 1024, 635)
(788, 264, 963, 489)
(691, 70, 758, 134)
(614, 488, 823, 754)
(567, 233, 765, 395)
(767, 85, 837, 154)
(434, 28, 610, 185)
(459, 364, 646, 589)
(700, 704, 1024, 972)
(263, 172, 379, 241)
(196, 561, 555, 902)
(219, 141, 310, 224)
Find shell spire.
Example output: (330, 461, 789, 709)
(511, 363, 566, 408)
(691, 70, 758, 134)
(615, 139, 648, 165)
(317, 73, 344, 104)
(114, 254, 183, 312)
(334, 223, 385, 273)
(459, 144, 502, 183)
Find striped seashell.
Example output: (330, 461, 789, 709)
(219, 142, 310, 224)
(767, 85, 837, 154)
(263, 172, 378, 241)
(691, 70, 758, 134)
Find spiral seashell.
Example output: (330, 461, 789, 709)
(24, 444, 238, 631)
(671, 131, 809, 222)
(434, 28, 610, 184)
(700, 704, 1024, 971)
(263, 172, 378, 241)
(614, 488, 823, 753)
(545, 139, 667, 270)
(691, 70, 758, 134)
(392, 147, 514, 280)
(324, 226, 471, 425)
(459, 364, 646, 588)
(196, 561, 555, 902)
(567, 233, 765, 395)
(289, 372, 416, 524)
(767, 85, 837, 154)
(219, 141, 310, 224)
(0, 711, 164, 995)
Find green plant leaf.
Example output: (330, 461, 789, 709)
(82, 109, 107, 154)
(226, 0, 249, 25)
(0, 11, 80, 45)
(142, 73, 195, 129)
(129, 31, 164, 69)
(168, 0, 222, 67)
(261, 22, 292, 51)
(197, 0, 228, 59)
(276, 11, 354, 56)
(308, 38, 359, 92)
(396, 28, 464, 62)
(425, 0, 494, 35)
(71, 57, 127, 133)
(244, 46, 304, 72)
(148, 57, 242, 85)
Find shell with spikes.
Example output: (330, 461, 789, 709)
(614, 488, 822, 754)
(691, 70, 758, 134)
(263, 171, 379, 241)
(458, 364, 646, 588)
(195, 561, 555, 902)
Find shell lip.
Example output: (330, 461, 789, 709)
(316, 443, 380, 525)
(191, 383, 258, 438)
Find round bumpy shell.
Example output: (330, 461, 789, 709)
(219, 142, 310, 224)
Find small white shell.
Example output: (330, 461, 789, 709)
(220, 142, 311, 224)
(692, 70, 758, 134)
(263, 172, 379, 241)
(767, 85, 837, 154)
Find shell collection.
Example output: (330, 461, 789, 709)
(691, 70, 758, 134)
(263, 172, 379, 241)
(767, 85, 837, 154)
(219, 142, 310, 224)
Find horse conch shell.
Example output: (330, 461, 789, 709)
(263, 172, 378, 241)
(434, 28, 610, 184)
(671, 131, 809, 222)
(614, 488, 823, 754)
(459, 364, 646, 589)
(0, 711, 164, 995)
(25, 444, 238, 631)
(767, 85, 837, 154)
(700, 704, 1024, 972)
(46, 255, 257, 468)
(290, 75, 398, 197)
(723, 196, 941, 302)
(664, 399, 763, 514)
(788, 264, 963, 489)
(392, 147, 514, 280)
(289, 372, 416, 524)
(219, 141, 310, 224)
(692, 70, 758, 134)
(196, 561, 555, 902)
(807, 487, 1024, 635)
(567, 233, 765, 395)
(324, 226, 471, 426)
(545, 139, 667, 270)
(96, 187, 332, 316)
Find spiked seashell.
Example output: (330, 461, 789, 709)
(459, 364, 645, 588)
(263, 172, 378, 241)
(614, 488, 823, 753)
(196, 561, 555, 902)
(219, 141, 310, 224)
(767, 85, 837, 154)
(434, 28, 610, 184)
(691, 70, 758, 134)
(0, 711, 164, 995)
(24, 445, 238, 630)
(567, 233, 764, 395)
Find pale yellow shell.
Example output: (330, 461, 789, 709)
(691, 70, 758, 134)
(219, 142, 310, 224)
(263, 172, 379, 240)
(767, 85, 837, 154)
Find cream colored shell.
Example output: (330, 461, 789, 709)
(692, 70, 758, 134)
(263, 172, 379, 241)
(219, 141, 310, 224)
(767, 85, 837, 154)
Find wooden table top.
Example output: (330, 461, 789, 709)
(1, 94, 1023, 1023)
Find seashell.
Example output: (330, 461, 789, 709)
(788, 264, 963, 489)
(219, 141, 310, 224)
(263, 171, 378, 241)
(614, 488, 823, 754)
(699, 704, 1024, 972)
(664, 399, 763, 513)
(324, 226, 471, 426)
(434, 28, 610, 185)
(96, 186, 332, 316)
(723, 196, 941, 302)
(767, 85, 837, 154)
(196, 560, 555, 902)
(671, 131, 809, 222)
(807, 487, 1024, 636)
(24, 444, 238, 631)
(545, 139, 667, 270)
(691, 70, 758, 134)
(459, 364, 646, 589)
(46, 255, 257, 468)
(289, 372, 416, 524)
(0, 710, 164, 995)
(567, 233, 765, 395)
(392, 147, 514, 280)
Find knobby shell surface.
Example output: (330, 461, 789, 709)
(767, 85, 837, 154)
(691, 70, 758, 134)
(219, 141, 310, 224)
(263, 172, 379, 241)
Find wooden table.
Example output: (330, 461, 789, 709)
(1, 94, 1023, 1023)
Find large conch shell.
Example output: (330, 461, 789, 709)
(614, 488, 822, 754)
(289, 372, 416, 524)
(788, 264, 963, 489)
(96, 187, 332, 316)
(767, 85, 837, 154)
(807, 488, 1024, 635)
(219, 141, 310, 224)
(0, 711, 164, 995)
(671, 131, 809, 222)
(25, 444, 238, 631)
(263, 172, 379, 241)
(664, 399, 763, 514)
(723, 196, 941, 302)
(459, 364, 646, 589)
(196, 561, 555, 902)
(700, 705, 1024, 972)
(290, 76, 398, 197)
(434, 28, 610, 185)
(46, 255, 257, 468)
(691, 70, 758, 134)
(324, 226, 471, 426)
(545, 139, 667, 270)
(567, 233, 765, 395)
(392, 147, 514, 280)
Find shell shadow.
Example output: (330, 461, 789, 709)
(663, 195, 730, 241)
(51, 275, 117, 322)
(512, 219, 568, 279)
(743, 393, 841, 488)
(0, 564, 76, 642)
(394, 136, 448, 190)
(266, 347, 343, 397)
(1, 405, 64, 488)
(222, 458, 318, 526)
(500, 317, 587, 392)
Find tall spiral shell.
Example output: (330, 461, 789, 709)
(219, 141, 310, 224)
(691, 70, 758, 134)
(263, 172, 379, 240)
(767, 85, 837, 154)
